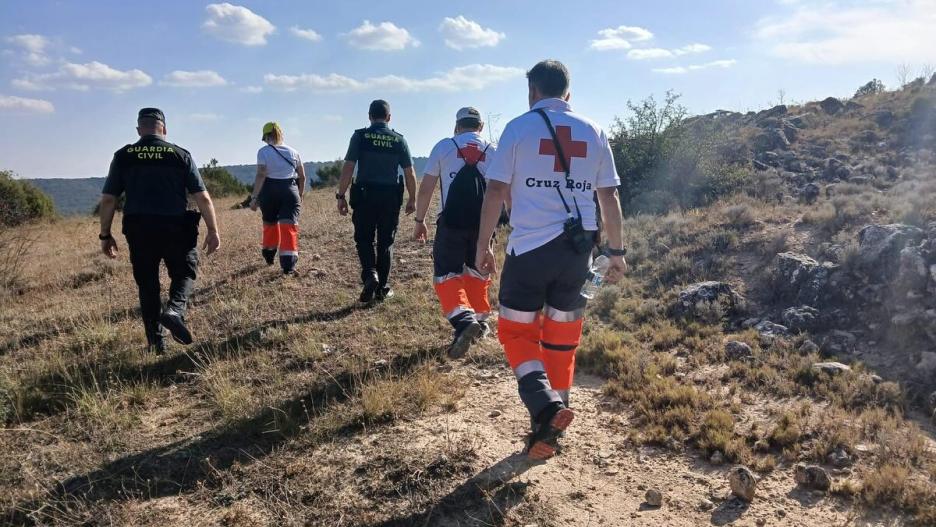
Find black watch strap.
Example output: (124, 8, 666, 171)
(99, 233, 114, 241)
(336, 193, 346, 200)
(605, 246, 627, 256)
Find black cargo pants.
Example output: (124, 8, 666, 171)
(122, 214, 199, 344)
(351, 183, 403, 287)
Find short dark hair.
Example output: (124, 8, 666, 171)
(369, 99, 390, 120)
(137, 117, 162, 130)
(526, 60, 570, 98)
(456, 117, 481, 130)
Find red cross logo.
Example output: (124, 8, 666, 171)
(539, 126, 587, 173)
(457, 142, 486, 164)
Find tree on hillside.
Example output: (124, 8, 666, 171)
(609, 91, 688, 212)
(200, 158, 250, 198)
(313, 160, 343, 187)
(608, 92, 750, 215)
(854, 79, 886, 98)
(0, 170, 55, 227)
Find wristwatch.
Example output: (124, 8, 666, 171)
(99, 233, 114, 241)
(605, 246, 627, 256)
(336, 193, 346, 200)
(414, 217, 425, 224)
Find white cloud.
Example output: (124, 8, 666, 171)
(12, 61, 152, 91)
(439, 16, 505, 50)
(265, 64, 523, 93)
(202, 3, 275, 46)
(627, 48, 674, 60)
(755, 0, 936, 65)
(0, 94, 54, 114)
(241, 85, 263, 93)
(290, 26, 323, 42)
(343, 20, 419, 51)
(5, 34, 52, 65)
(189, 113, 221, 122)
(590, 26, 653, 51)
(653, 59, 737, 74)
(161, 70, 228, 88)
(674, 43, 711, 56)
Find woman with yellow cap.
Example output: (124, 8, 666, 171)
(249, 122, 306, 274)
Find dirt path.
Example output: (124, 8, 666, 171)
(399, 359, 890, 527)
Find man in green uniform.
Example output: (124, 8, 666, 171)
(336, 100, 417, 303)
(98, 108, 221, 353)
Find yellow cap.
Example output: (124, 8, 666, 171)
(262, 121, 279, 135)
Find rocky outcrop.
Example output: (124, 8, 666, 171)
(775, 253, 839, 306)
(674, 281, 744, 319)
(794, 464, 832, 491)
(729, 466, 758, 501)
(783, 306, 821, 332)
(820, 97, 846, 115)
(857, 224, 925, 281)
(753, 128, 791, 152)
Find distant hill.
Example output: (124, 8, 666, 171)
(28, 158, 428, 215)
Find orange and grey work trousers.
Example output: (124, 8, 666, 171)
(260, 178, 301, 273)
(497, 231, 593, 422)
(432, 221, 491, 333)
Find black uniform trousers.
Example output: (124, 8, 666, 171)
(351, 183, 403, 287)
(122, 214, 199, 343)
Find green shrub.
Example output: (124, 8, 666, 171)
(200, 159, 251, 198)
(314, 160, 343, 187)
(0, 170, 55, 226)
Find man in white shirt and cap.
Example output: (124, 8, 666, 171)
(475, 60, 627, 461)
(414, 107, 496, 359)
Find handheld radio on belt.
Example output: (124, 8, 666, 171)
(533, 109, 595, 254)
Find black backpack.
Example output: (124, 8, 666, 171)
(441, 139, 489, 229)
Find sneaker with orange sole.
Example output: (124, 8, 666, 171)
(527, 408, 574, 461)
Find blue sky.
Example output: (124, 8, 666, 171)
(2, 0, 935, 178)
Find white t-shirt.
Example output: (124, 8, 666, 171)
(424, 131, 496, 215)
(257, 143, 301, 180)
(486, 98, 620, 255)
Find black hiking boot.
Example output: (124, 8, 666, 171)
(447, 321, 483, 359)
(262, 249, 276, 266)
(160, 310, 193, 345)
(376, 286, 394, 302)
(359, 275, 380, 304)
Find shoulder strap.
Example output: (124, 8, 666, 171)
(533, 109, 581, 219)
(267, 144, 297, 171)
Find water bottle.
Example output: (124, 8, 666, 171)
(581, 255, 610, 299)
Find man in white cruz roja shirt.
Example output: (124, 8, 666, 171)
(414, 107, 496, 359)
(475, 60, 628, 461)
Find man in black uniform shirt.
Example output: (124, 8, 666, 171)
(98, 108, 221, 353)
(337, 100, 417, 303)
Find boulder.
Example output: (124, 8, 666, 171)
(782, 121, 800, 142)
(812, 361, 851, 376)
(800, 340, 820, 354)
(775, 253, 839, 306)
(824, 158, 852, 180)
(674, 281, 744, 319)
(857, 224, 925, 281)
(753, 159, 770, 171)
(800, 183, 820, 204)
(729, 466, 758, 502)
(725, 341, 754, 360)
(853, 129, 880, 144)
(760, 104, 788, 120)
(820, 97, 846, 115)
(794, 464, 832, 491)
(896, 246, 929, 293)
(917, 351, 936, 376)
(872, 110, 895, 128)
(755, 321, 790, 344)
(782, 306, 821, 332)
(827, 448, 853, 468)
(753, 128, 791, 152)
(822, 331, 858, 355)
